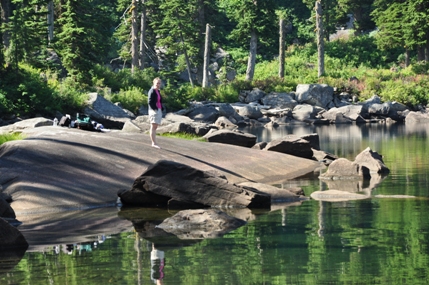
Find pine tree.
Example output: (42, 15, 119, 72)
(5, 0, 48, 69)
(147, 0, 202, 84)
(218, 0, 278, 81)
(54, 0, 117, 84)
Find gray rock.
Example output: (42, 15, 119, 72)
(187, 106, 219, 123)
(214, 116, 238, 129)
(239, 88, 265, 103)
(319, 158, 362, 180)
(119, 160, 271, 208)
(321, 105, 366, 121)
(261, 92, 298, 109)
(122, 119, 146, 133)
(295, 84, 334, 109)
(405, 110, 429, 123)
(310, 190, 369, 202)
(156, 209, 246, 239)
(237, 105, 263, 120)
(203, 129, 257, 147)
(157, 121, 214, 136)
(84, 93, 135, 129)
(368, 102, 390, 116)
(214, 103, 237, 117)
(334, 113, 353, 124)
(300, 133, 320, 150)
(264, 135, 314, 159)
(319, 147, 389, 180)
(292, 104, 321, 122)
(252, 142, 268, 150)
(354, 147, 390, 175)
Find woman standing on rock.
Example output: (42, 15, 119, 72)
(148, 77, 163, 149)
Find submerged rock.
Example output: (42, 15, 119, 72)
(156, 209, 246, 239)
(310, 190, 369, 202)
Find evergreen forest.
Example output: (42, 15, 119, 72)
(1, 0, 429, 119)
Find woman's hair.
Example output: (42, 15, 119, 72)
(153, 77, 161, 86)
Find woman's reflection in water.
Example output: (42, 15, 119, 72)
(151, 243, 165, 285)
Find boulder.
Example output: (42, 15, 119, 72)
(252, 142, 268, 150)
(118, 160, 271, 208)
(187, 106, 219, 123)
(354, 147, 390, 175)
(264, 135, 314, 159)
(239, 88, 265, 103)
(292, 104, 322, 122)
(295, 84, 334, 109)
(214, 103, 237, 117)
(334, 113, 353, 124)
(0, 218, 28, 250)
(319, 158, 363, 179)
(83, 93, 135, 129)
(300, 133, 320, 150)
(368, 102, 390, 116)
(321, 105, 366, 121)
(237, 105, 263, 120)
(312, 149, 338, 165)
(405, 110, 429, 123)
(261, 92, 298, 109)
(203, 129, 257, 147)
(214, 116, 238, 129)
(157, 121, 214, 136)
(156, 209, 247, 239)
(319, 147, 389, 179)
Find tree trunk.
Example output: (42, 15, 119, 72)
(426, 40, 429, 62)
(316, 0, 325, 77)
(279, 19, 285, 79)
(179, 30, 194, 87)
(131, 0, 139, 74)
(246, 30, 257, 81)
(47, 1, 54, 44)
(202, 24, 211, 88)
(1, 0, 11, 47)
(405, 49, 410, 67)
(417, 46, 425, 62)
(139, 0, 146, 70)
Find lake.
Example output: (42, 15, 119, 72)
(2, 122, 429, 285)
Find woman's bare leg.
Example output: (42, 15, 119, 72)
(150, 123, 160, 148)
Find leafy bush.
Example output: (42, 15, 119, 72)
(410, 61, 429, 75)
(379, 76, 429, 106)
(0, 64, 59, 116)
(107, 86, 147, 114)
(0, 133, 25, 145)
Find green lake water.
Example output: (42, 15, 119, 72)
(2, 122, 429, 285)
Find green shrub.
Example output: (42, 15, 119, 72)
(379, 76, 429, 106)
(0, 133, 25, 145)
(107, 87, 147, 114)
(410, 61, 429, 75)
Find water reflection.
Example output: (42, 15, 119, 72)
(240, 121, 429, 159)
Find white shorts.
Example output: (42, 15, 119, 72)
(149, 108, 162, 124)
